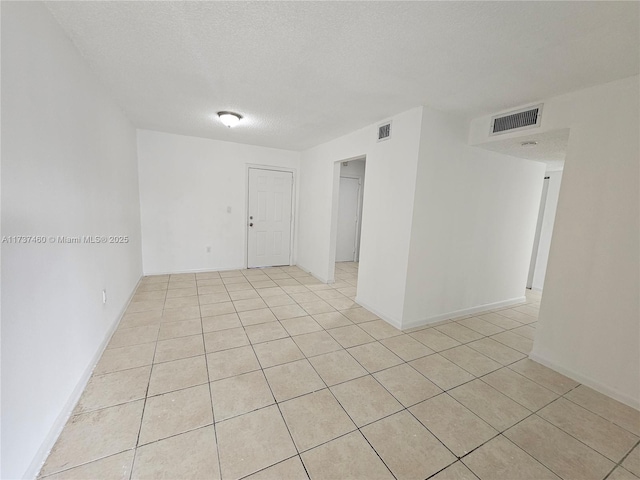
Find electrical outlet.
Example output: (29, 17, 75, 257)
(102, 289, 107, 304)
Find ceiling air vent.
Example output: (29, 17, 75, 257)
(378, 121, 392, 142)
(490, 104, 543, 136)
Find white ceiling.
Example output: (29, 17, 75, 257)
(477, 129, 570, 172)
(46, 1, 639, 151)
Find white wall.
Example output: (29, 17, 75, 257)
(470, 76, 640, 408)
(1, 3, 143, 479)
(297, 107, 424, 325)
(531, 170, 563, 291)
(402, 108, 545, 328)
(137, 130, 300, 274)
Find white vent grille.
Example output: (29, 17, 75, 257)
(490, 104, 543, 135)
(378, 122, 391, 142)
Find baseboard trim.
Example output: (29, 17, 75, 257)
(529, 352, 640, 411)
(401, 296, 527, 331)
(143, 265, 247, 276)
(353, 297, 402, 329)
(24, 275, 143, 480)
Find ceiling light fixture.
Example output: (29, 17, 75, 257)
(217, 111, 242, 128)
(521, 141, 538, 148)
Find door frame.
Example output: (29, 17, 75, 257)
(245, 164, 297, 269)
(337, 175, 363, 262)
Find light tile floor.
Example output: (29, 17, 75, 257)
(39, 262, 640, 480)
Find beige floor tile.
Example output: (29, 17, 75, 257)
(131, 426, 219, 480)
(203, 327, 249, 353)
(478, 312, 523, 330)
(494, 309, 536, 323)
(342, 307, 378, 323)
(40, 401, 144, 476)
(314, 289, 344, 300)
(108, 325, 159, 349)
(440, 345, 502, 377)
(217, 405, 297, 480)
(198, 292, 231, 305)
(373, 364, 442, 407)
(165, 295, 199, 309)
(358, 319, 403, 340)
(264, 359, 325, 401)
(538, 398, 639, 462)
(42, 451, 135, 480)
(233, 297, 268, 312)
(126, 301, 164, 314)
(255, 287, 286, 298)
(347, 342, 403, 373)
(327, 324, 375, 348)
(623, 444, 640, 477)
(410, 328, 461, 352)
(200, 301, 236, 317)
(245, 321, 289, 344)
(253, 337, 305, 368)
(94, 343, 155, 375)
(250, 280, 278, 289)
(330, 375, 403, 427)
(462, 435, 559, 480)
(301, 431, 394, 480)
(225, 282, 254, 292)
(161, 306, 201, 322)
(271, 304, 309, 320)
(280, 389, 356, 451)
(308, 350, 368, 386)
(457, 317, 504, 336)
(263, 294, 296, 307)
(410, 354, 474, 391)
(609, 467, 640, 480)
(202, 312, 241, 333)
(380, 334, 433, 361)
(482, 368, 558, 411)
(511, 324, 537, 340)
(280, 316, 323, 336)
(119, 311, 162, 329)
(206, 345, 260, 381)
(210, 370, 274, 421)
(75, 366, 150, 414)
(491, 331, 533, 354)
(148, 355, 208, 396)
(239, 308, 278, 326)
(228, 288, 260, 300)
(565, 385, 640, 436)
(505, 415, 615, 480)
(312, 311, 352, 329)
(325, 296, 358, 310)
(435, 323, 484, 343)
(299, 300, 335, 315)
(429, 461, 477, 480)
(467, 338, 525, 365)
(410, 394, 497, 457)
(362, 411, 456, 480)
(165, 287, 197, 298)
(508, 359, 579, 395)
(157, 318, 202, 340)
(154, 334, 204, 363)
(197, 284, 227, 295)
(292, 330, 343, 357)
(244, 456, 308, 480)
(449, 380, 531, 431)
(514, 305, 539, 318)
(138, 384, 213, 445)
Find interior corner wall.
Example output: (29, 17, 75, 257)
(136, 130, 300, 275)
(531, 77, 639, 408)
(297, 107, 424, 325)
(402, 107, 546, 329)
(1, 3, 143, 479)
(531, 170, 563, 291)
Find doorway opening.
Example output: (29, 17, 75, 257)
(329, 156, 366, 282)
(247, 167, 294, 268)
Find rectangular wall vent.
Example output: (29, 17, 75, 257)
(490, 104, 543, 135)
(378, 122, 391, 142)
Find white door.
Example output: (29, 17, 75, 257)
(248, 168, 293, 268)
(336, 177, 361, 262)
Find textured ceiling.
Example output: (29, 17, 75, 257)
(477, 129, 570, 172)
(45, 1, 639, 150)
